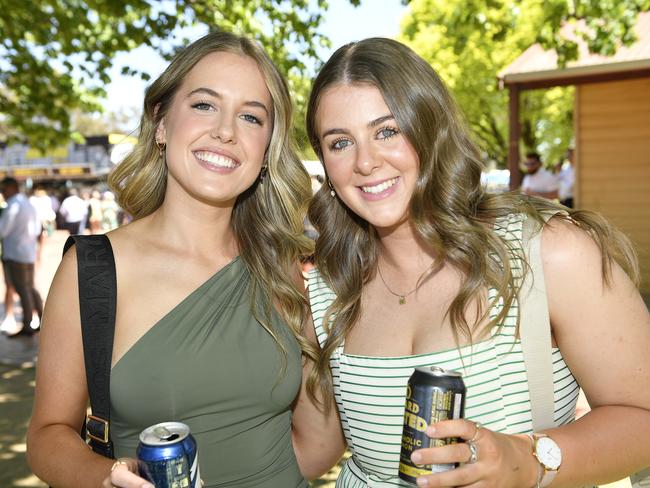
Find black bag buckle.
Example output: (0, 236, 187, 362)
(87, 415, 110, 444)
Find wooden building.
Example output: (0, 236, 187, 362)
(501, 12, 650, 294)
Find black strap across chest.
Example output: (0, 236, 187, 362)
(63, 234, 117, 459)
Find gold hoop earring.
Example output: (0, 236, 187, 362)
(327, 179, 336, 197)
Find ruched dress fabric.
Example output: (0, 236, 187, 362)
(110, 257, 307, 488)
(308, 214, 580, 488)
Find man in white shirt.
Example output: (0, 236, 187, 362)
(59, 188, 88, 234)
(558, 148, 575, 208)
(30, 187, 56, 237)
(0, 177, 43, 337)
(521, 152, 559, 200)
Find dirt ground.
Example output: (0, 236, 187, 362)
(0, 362, 45, 487)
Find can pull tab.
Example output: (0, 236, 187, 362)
(153, 426, 180, 442)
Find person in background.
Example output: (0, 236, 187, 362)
(0, 177, 43, 337)
(303, 175, 324, 242)
(78, 190, 91, 234)
(521, 152, 559, 200)
(29, 186, 57, 269)
(58, 188, 88, 235)
(30, 187, 56, 239)
(87, 190, 104, 234)
(50, 190, 61, 229)
(0, 192, 16, 334)
(100, 190, 120, 232)
(27, 30, 336, 488)
(0, 269, 41, 336)
(0, 277, 17, 334)
(311, 173, 324, 193)
(304, 37, 650, 488)
(301, 175, 324, 276)
(557, 148, 575, 208)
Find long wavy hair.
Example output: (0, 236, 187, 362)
(109, 31, 315, 363)
(305, 37, 639, 406)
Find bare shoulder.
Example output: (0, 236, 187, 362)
(104, 217, 147, 252)
(539, 216, 605, 279)
(540, 213, 646, 333)
(51, 242, 79, 299)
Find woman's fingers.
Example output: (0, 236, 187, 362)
(109, 458, 154, 488)
(426, 419, 480, 441)
(412, 441, 471, 465)
(410, 420, 496, 487)
(415, 463, 480, 487)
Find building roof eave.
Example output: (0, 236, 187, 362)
(500, 58, 650, 90)
(502, 58, 650, 85)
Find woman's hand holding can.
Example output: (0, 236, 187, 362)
(411, 420, 538, 488)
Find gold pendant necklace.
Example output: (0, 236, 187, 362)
(376, 263, 420, 305)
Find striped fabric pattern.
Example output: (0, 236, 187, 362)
(308, 213, 580, 488)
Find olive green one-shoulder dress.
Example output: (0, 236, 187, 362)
(109, 257, 307, 487)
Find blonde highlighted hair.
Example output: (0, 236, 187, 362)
(109, 31, 315, 362)
(305, 37, 639, 407)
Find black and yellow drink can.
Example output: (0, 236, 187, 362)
(398, 366, 466, 484)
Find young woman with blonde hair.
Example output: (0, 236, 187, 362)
(305, 37, 650, 487)
(27, 31, 334, 487)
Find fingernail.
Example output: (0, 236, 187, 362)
(142, 484, 154, 488)
(417, 477, 429, 487)
(411, 451, 422, 463)
(426, 425, 436, 436)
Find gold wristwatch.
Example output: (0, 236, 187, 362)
(527, 433, 562, 488)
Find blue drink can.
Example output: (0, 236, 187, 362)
(137, 422, 201, 488)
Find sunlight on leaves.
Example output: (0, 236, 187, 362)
(0, 393, 21, 403)
(14, 474, 47, 487)
(10, 443, 27, 453)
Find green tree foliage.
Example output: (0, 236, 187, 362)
(0, 0, 359, 151)
(71, 106, 140, 136)
(399, 0, 649, 166)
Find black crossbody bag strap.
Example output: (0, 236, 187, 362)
(63, 234, 117, 459)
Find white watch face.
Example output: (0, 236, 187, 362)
(536, 436, 562, 470)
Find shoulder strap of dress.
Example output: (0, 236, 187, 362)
(63, 234, 117, 459)
(519, 212, 557, 431)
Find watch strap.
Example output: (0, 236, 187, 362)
(540, 467, 558, 488)
(526, 433, 559, 488)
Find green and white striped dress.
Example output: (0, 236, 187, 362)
(308, 213, 580, 488)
